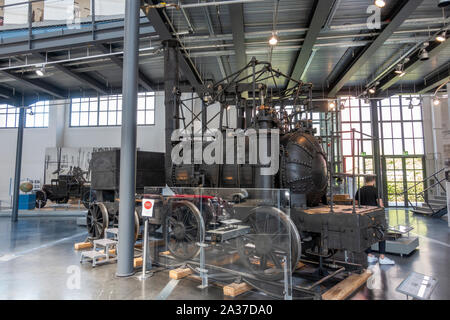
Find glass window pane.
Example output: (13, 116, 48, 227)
(412, 107, 422, 120)
(405, 139, 414, 155)
(392, 122, 402, 139)
(108, 112, 117, 125)
(99, 112, 107, 125)
(393, 139, 403, 155)
(350, 107, 360, 122)
(383, 123, 392, 138)
(146, 110, 154, 124)
(403, 122, 413, 138)
(383, 139, 393, 155)
(89, 112, 98, 126)
(137, 110, 145, 125)
(413, 122, 423, 138)
(341, 107, 350, 122)
(361, 107, 371, 121)
(391, 106, 401, 121)
(80, 112, 89, 126)
(72, 103, 80, 112)
(414, 139, 424, 154)
(402, 107, 412, 121)
(71, 113, 80, 126)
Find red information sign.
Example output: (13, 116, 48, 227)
(142, 199, 155, 217)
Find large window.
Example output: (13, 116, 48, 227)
(0, 101, 49, 128)
(70, 93, 155, 127)
(339, 95, 425, 207)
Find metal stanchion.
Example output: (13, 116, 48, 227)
(138, 218, 153, 280)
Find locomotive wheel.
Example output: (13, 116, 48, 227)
(112, 210, 140, 242)
(35, 190, 47, 208)
(87, 202, 109, 239)
(81, 190, 96, 209)
(167, 200, 205, 260)
(236, 206, 301, 281)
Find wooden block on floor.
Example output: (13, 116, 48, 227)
(322, 270, 372, 300)
(169, 268, 192, 280)
(223, 282, 252, 297)
(109, 249, 116, 255)
(160, 250, 171, 255)
(74, 242, 92, 250)
(134, 257, 143, 268)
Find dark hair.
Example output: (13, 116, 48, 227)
(364, 176, 376, 184)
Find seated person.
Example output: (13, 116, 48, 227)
(355, 176, 395, 265)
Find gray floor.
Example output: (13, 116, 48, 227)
(0, 209, 448, 300)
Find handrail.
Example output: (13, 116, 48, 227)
(405, 167, 446, 194)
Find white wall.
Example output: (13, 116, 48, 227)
(0, 92, 166, 202)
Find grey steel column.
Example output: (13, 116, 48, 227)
(11, 105, 26, 222)
(163, 39, 180, 186)
(370, 99, 383, 205)
(116, 0, 140, 277)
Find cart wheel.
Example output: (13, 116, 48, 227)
(87, 202, 109, 239)
(167, 200, 205, 260)
(82, 190, 96, 209)
(112, 210, 140, 242)
(236, 206, 301, 281)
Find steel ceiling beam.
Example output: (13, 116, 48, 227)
(141, 0, 205, 95)
(0, 86, 15, 99)
(379, 40, 450, 92)
(0, 70, 65, 99)
(327, 0, 424, 97)
(96, 44, 155, 91)
(229, 3, 247, 74)
(417, 67, 450, 94)
(287, 0, 334, 89)
(34, 53, 109, 95)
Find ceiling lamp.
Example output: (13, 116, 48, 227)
(399, 72, 406, 77)
(368, 87, 376, 94)
(35, 65, 45, 77)
(433, 98, 440, 105)
(418, 48, 429, 61)
(328, 101, 336, 110)
(436, 31, 446, 42)
(394, 63, 404, 74)
(269, 33, 279, 46)
(438, 0, 450, 8)
(375, 0, 386, 8)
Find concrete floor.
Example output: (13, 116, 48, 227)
(0, 209, 448, 300)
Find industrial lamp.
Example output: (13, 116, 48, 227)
(269, 33, 279, 46)
(375, 0, 386, 8)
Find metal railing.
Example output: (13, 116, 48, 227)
(403, 167, 447, 214)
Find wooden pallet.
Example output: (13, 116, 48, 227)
(321, 270, 372, 300)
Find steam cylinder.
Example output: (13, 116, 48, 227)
(280, 130, 328, 207)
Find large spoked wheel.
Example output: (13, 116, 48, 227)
(87, 202, 109, 239)
(167, 200, 205, 260)
(81, 190, 96, 209)
(236, 206, 301, 281)
(112, 210, 140, 242)
(35, 190, 47, 208)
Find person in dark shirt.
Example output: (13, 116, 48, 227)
(355, 176, 395, 265)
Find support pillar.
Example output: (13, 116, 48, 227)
(163, 39, 180, 186)
(11, 105, 26, 222)
(116, 0, 140, 277)
(370, 99, 383, 205)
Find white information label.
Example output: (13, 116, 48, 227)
(142, 199, 155, 217)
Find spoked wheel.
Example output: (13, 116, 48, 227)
(87, 202, 109, 239)
(167, 200, 205, 260)
(81, 190, 96, 209)
(35, 190, 47, 208)
(236, 206, 301, 281)
(112, 210, 140, 242)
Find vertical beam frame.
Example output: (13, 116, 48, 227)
(370, 99, 383, 206)
(116, 0, 140, 277)
(11, 105, 26, 222)
(163, 39, 180, 185)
